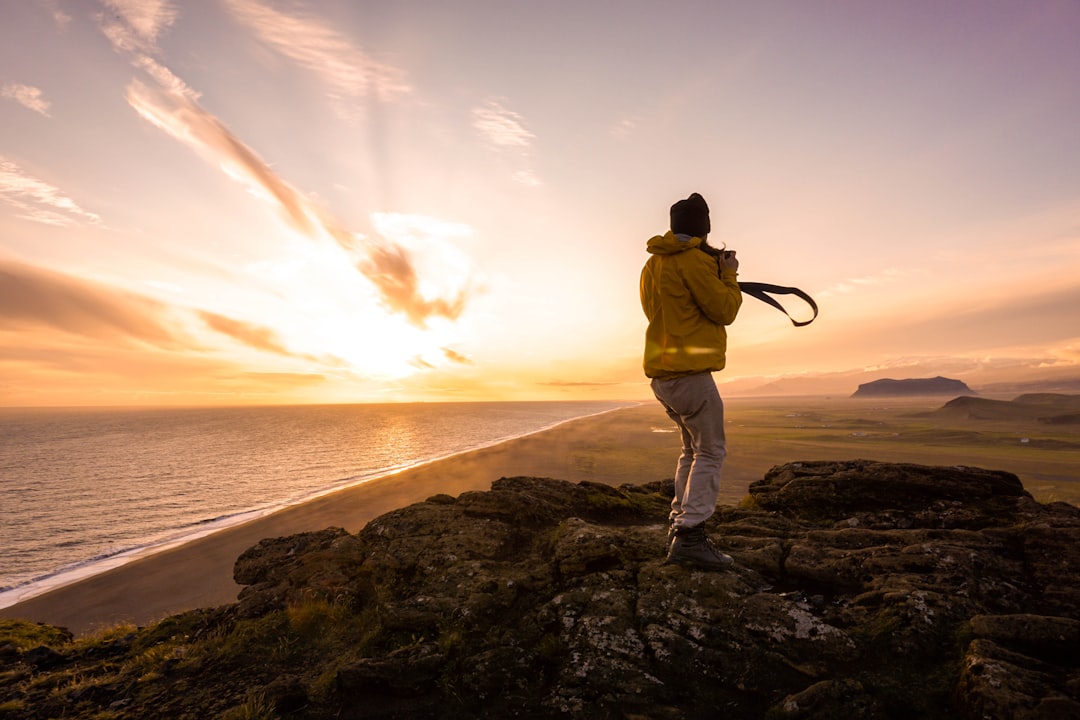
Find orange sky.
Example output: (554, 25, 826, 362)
(2, 1, 1079, 406)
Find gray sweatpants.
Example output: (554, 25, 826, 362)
(650, 371, 727, 529)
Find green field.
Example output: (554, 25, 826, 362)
(718, 395, 1080, 506)
(529, 396, 1080, 508)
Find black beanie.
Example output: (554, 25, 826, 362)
(670, 193, 710, 237)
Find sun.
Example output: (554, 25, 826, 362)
(246, 232, 467, 380)
(323, 308, 459, 379)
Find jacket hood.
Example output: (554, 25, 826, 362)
(646, 231, 701, 256)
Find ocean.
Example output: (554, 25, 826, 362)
(0, 401, 630, 608)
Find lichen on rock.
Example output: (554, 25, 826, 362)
(2, 460, 1079, 719)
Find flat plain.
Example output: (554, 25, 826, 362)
(711, 394, 1080, 506)
(4, 395, 1077, 635)
(502, 395, 1080, 508)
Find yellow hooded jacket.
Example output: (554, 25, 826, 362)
(640, 231, 742, 379)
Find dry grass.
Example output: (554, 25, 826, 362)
(717, 396, 1080, 505)
(524, 397, 1079, 506)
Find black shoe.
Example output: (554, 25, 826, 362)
(665, 523, 733, 570)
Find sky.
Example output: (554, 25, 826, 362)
(2, 0, 1079, 406)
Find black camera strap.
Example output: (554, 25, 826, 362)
(698, 245, 818, 326)
(739, 282, 818, 327)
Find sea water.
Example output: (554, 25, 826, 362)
(0, 401, 630, 607)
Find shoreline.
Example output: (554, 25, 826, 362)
(0, 402, 639, 612)
(0, 404, 679, 636)
(5, 394, 1076, 635)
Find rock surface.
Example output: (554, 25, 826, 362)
(2, 460, 1079, 719)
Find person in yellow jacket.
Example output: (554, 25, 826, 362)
(640, 192, 742, 570)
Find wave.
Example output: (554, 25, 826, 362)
(0, 401, 637, 610)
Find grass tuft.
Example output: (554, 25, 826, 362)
(218, 689, 278, 720)
(0, 619, 72, 651)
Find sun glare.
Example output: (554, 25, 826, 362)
(232, 218, 474, 381)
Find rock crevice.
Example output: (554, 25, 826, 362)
(3, 460, 1079, 719)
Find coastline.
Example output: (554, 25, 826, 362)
(0, 401, 636, 612)
(0, 404, 681, 635)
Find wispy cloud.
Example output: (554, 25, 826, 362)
(223, 0, 411, 118)
(100, 0, 178, 47)
(197, 310, 295, 356)
(409, 355, 435, 370)
(125, 81, 474, 327)
(0, 259, 353, 368)
(817, 268, 908, 298)
(2, 83, 52, 116)
(97, 0, 196, 99)
(610, 119, 636, 139)
(358, 243, 469, 326)
(471, 98, 541, 186)
(442, 347, 472, 364)
(126, 81, 316, 233)
(0, 157, 102, 227)
(197, 311, 347, 365)
(0, 260, 180, 345)
(512, 170, 542, 187)
(95, 0, 472, 329)
(39, 0, 72, 30)
(472, 99, 534, 149)
(196, 310, 354, 367)
(237, 371, 328, 387)
(541, 380, 625, 387)
(367, 212, 478, 324)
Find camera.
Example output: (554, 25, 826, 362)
(700, 242, 732, 259)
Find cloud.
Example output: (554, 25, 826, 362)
(409, 355, 435, 370)
(910, 283, 1080, 350)
(0, 260, 181, 346)
(513, 170, 543, 187)
(40, 0, 72, 30)
(359, 243, 470, 326)
(125, 80, 476, 327)
(0, 337, 335, 406)
(223, 0, 411, 116)
(0, 260, 351, 370)
(471, 98, 542, 186)
(237, 371, 327, 386)
(817, 267, 908, 298)
(126, 80, 316, 234)
(541, 380, 625, 387)
(197, 310, 295, 356)
(197, 311, 350, 367)
(0, 157, 102, 227)
(367, 212, 480, 326)
(98, 0, 197, 100)
(611, 119, 636, 139)
(96, 2, 474, 330)
(472, 99, 535, 149)
(100, 0, 178, 46)
(736, 275, 1080, 382)
(442, 347, 472, 364)
(2, 83, 52, 116)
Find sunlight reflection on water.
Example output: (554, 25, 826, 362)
(0, 401, 629, 599)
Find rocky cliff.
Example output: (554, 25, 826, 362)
(852, 376, 974, 397)
(3, 460, 1079, 719)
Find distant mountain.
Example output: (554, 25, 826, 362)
(851, 376, 973, 398)
(930, 393, 1080, 423)
(723, 363, 1080, 399)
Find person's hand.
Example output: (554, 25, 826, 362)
(719, 250, 739, 272)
